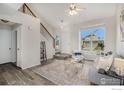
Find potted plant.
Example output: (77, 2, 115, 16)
(95, 41, 105, 54)
(97, 42, 104, 50)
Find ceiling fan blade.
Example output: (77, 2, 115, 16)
(76, 8, 86, 11)
(76, 8, 82, 11)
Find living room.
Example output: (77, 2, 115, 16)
(0, 2, 124, 86)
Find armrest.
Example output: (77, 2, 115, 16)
(114, 58, 124, 68)
(113, 58, 124, 76)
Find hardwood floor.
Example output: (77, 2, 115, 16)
(0, 62, 55, 85)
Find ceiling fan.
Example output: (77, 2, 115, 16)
(68, 3, 86, 16)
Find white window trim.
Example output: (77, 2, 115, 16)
(79, 24, 106, 52)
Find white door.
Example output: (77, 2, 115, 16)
(16, 30, 21, 67)
(0, 30, 11, 64)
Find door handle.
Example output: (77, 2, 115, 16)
(9, 48, 11, 50)
(17, 48, 20, 50)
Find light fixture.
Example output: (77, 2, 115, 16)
(68, 3, 86, 16)
(69, 4, 77, 16)
(69, 10, 77, 16)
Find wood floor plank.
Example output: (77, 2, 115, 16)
(6, 65, 27, 85)
(2, 71, 17, 85)
(1, 64, 23, 85)
(23, 69, 54, 85)
(0, 74, 7, 85)
(6, 63, 37, 85)
(0, 63, 55, 85)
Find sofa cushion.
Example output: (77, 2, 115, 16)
(87, 63, 120, 85)
(81, 51, 98, 61)
(96, 55, 113, 71)
(111, 58, 124, 76)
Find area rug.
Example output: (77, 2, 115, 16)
(32, 59, 91, 85)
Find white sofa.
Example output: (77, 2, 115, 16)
(111, 58, 124, 76)
(87, 57, 124, 85)
(81, 50, 99, 61)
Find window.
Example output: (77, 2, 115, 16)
(80, 27, 106, 51)
(55, 35, 61, 50)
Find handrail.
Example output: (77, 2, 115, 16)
(40, 23, 54, 40)
(23, 3, 36, 17)
(22, 3, 55, 48)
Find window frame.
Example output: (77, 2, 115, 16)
(79, 26, 106, 52)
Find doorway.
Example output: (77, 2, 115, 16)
(11, 31, 17, 65)
(0, 19, 21, 67)
(0, 28, 18, 64)
(0, 26, 12, 64)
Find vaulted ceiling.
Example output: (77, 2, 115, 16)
(5, 3, 23, 10)
(30, 3, 117, 29)
(4, 3, 118, 29)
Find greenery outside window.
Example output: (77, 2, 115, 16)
(80, 27, 106, 51)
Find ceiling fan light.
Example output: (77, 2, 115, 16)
(69, 10, 77, 16)
(73, 10, 77, 14)
(70, 4, 75, 9)
(68, 3, 85, 16)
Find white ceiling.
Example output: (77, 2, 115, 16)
(5, 3, 23, 10)
(30, 3, 117, 29)
(4, 3, 117, 29)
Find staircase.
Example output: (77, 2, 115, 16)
(19, 3, 55, 48)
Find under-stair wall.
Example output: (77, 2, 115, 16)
(40, 31, 55, 59)
(40, 22, 55, 59)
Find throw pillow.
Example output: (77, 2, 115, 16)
(96, 55, 114, 72)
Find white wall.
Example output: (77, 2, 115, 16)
(20, 21, 40, 69)
(28, 4, 55, 38)
(55, 16, 116, 55)
(0, 25, 18, 64)
(11, 30, 17, 63)
(40, 24, 55, 59)
(116, 4, 124, 56)
(0, 25, 12, 64)
(40, 33, 54, 59)
(27, 4, 55, 58)
(0, 4, 41, 69)
(54, 27, 72, 54)
(71, 16, 116, 54)
(60, 27, 72, 54)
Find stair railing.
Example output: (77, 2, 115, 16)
(20, 3, 55, 48)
